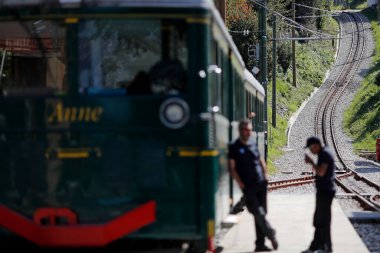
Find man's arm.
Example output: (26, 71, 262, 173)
(259, 157, 269, 181)
(304, 155, 328, 176)
(229, 159, 245, 189)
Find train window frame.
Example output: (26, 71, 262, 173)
(209, 40, 217, 107)
(216, 46, 224, 115)
(208, 39, 227, 116)
(255, 92, 259, 132)
(77, 18, 188, 96)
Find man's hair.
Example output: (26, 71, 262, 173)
(238, 119, 252, 130)
(305, 136, 322, 148)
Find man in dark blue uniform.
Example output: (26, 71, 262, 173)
(228, 119, 278, 252)
(303, 136, 336, 253)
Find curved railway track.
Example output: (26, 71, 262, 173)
(316, 12, 380, 211)
(269, 12, 380, 212)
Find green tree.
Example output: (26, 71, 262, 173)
(226, 0, 258, 70)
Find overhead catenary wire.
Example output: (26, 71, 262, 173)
(283, 20, 340, 36)
(251, 0, 332, 38)
(249, 0, 334, 39)
(272, 19, 334, 39)
(271, 36, 339, 41)
(229, 30, 260, 34)
(276, 20, 330, 33)
(294, 2, 338, 14)
(296, 14, 339, 19)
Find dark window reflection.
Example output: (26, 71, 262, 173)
(78, 19, 188, 95)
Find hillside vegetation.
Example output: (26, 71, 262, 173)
(226, 0, 339, 172)
(344, 7, 380, 152)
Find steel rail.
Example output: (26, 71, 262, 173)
(267, 171, 353, 191)
(314, 12, 355, 147)
(316, 12, 380, 211)
(268, 175, 315, 191)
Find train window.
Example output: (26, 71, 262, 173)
(209, 41, 217, 107)
(258, 100, 262, 131)
(221, 55, 228, 114)
(234, 73, 241, 120)
(260, 100, 263, 131)
(233, 71, 243, 121)
(248, 95, 250, 122)
(251, 93, 254, 118)
(234, 75, 238, 119)
(217, 47, 224, 114)
(209, 41, 228, 115)
(0, 20, 67, 96)
(247, 92, 249, 116)
(240, 81, 244, 119)
(237, 79, 242, 119)
(255, 94, 259, 131)
(78, 19, 188, 95)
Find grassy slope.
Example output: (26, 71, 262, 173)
(267, 18, 339, 173)
(332, 0, 367, 10)
(343, 7, 380, 152)
(349, 0, 367, 10)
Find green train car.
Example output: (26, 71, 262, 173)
(0, 0, 266, 251)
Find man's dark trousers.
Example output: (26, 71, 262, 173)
(243, 183, 275, 247)
(310, 191, 335, 251)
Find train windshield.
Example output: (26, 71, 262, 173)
(0, 20, 67, 96)
(78, 19, 188, 95)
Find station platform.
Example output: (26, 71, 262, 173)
(218, 193, 369, 253)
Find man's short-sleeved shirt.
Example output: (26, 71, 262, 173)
(316, 146, 336, 193)
(228, 138, 265, 187)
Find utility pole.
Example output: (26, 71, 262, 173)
(292, 0, 297, 87)
(272, 15, 277, 128)
(258, 0, 268, 160)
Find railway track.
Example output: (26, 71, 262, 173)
(269, 12, 380, 212)
(316, 12, 380, 212)
(268, 175, 314, 190)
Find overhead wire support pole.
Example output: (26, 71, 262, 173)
(258, 0, 268, 160)
(272, 14, 276, 128)
(292, 0, 296, 87)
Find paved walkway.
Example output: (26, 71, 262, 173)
(219, 193, 369, 253)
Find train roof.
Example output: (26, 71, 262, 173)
(0, 0, 264, 95)
(244, 69, 265, 96)
(0, 0, 247, 65)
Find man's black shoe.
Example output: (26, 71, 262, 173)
(269, 236, 278, 250)
(230, 197, 246, 214)
(254, 245, 272, 252)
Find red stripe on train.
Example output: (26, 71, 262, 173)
(0, 201, 156, 247)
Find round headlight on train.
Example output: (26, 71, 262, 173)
(159, 98, 190, 129)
